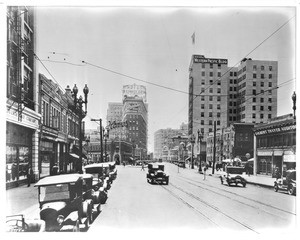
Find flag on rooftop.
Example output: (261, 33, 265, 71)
(191, 32, 195, 45)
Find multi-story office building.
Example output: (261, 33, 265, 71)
(123, 96, 148, 160)
(6, 6, 40, 188)
(188, 55, 278, 139)
(236, 58, 278, 123)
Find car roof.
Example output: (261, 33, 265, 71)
(35, 174, 82, 186)
(85, 162, 115, 169)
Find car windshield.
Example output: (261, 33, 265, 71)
(39, 184, 70, 202)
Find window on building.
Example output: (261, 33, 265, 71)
(217, 88, 221, 93)
(201, 96, 205, 101)
(201, 112, 205, 117)
(229, 116, 232, 121)
(217, 80, 221, 85)
(253, 73, 256, 79)
(217, 72, 221, 77)
(210, 63, 213, 69)
(253, 89, 256, 95)
(252, 113, 256, 118)
(217, 104, 220, 110)
(268, 106, 272, 111)
(252, 105, 256, 110)
(201, 104, 205, 109)
(260, 106, 264, 111)
(202, 71, 205, 76)
(217, 120, 220, 125)
(201, 80, 205, 85)
(217, 112, 221, 117)
(260, 98, 264, 103)
(260, 114, 264, 119)
(201, 120, 204, 125)
(202, 63, 205, 68)
(269, 74, 272, 79)
(201, 88, 205, 92)
(218, 64, 221, 69)
(209, 120, 213, 125)
(209, 88, 213, 93)
(253, 81, 256, 87)
(253, 65, 257, 70)
(269, 82, 272, 87)
(261, 82, 264, 87)
(209, 104, 213, 109)
(230, 72, 233, 77)
(261, 66, 265, 71)
(261, 74, 264, 79)
(210, 72, 213, 77)
(268, 98, 272, 103)
(217, 96, 221, 101)
(268, 114, 272, 119)
(253, 98, 256, 102)
(269, 66, 272, 71)
(209, 112, 212, 117)
(209, 96, 213, 101)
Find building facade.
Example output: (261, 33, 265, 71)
(6, 6, 40, 188)
(253, 114, 296, 177)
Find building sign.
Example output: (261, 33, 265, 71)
(123, 84, 146, 102)
(193, 55, 228, 65)
(283, 154, 296, 162)
(255, 124, 296, 136)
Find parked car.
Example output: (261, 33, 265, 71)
(274, 169, 296, 195)
(84, 163, 112, 204)
(146, 163, 169, 185)
(35, 174, 93, 231)
(6, 214, 45, 232)
(220, 174, 247, 187)
(81, 174, 101, 214)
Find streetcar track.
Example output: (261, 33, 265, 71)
(165, 183, 259, 233)
(160, 184, 222, 229)
(177, 175, 296, 216)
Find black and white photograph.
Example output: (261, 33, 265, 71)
(2, 0, 299, 238)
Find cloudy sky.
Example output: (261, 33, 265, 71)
(34, 4, 296, 152)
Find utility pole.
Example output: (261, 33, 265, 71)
(212, 121, 216, 174)
(91, 118, 103, 162)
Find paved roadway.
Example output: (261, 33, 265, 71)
(89, 163, 297, 234)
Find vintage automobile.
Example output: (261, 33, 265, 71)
(146, 163, 169, 185)
(274, 169, 296, 195)
(35, 174, 93, 232)
(6, 214, 45, 232)
(81, 173, 101, 214)
(220, 174, 247, 187)
(84, 163, 112, 204)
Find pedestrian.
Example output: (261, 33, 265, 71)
(203, 165, 207, 180)
(27, 164, 33, 187)
(123, 161, 126, 167)
(141, 162, 145, 171)
(275, 167, 281, 180)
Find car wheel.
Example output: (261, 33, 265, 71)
(274, 183, 279, 192)
(288, 186, 295, 195)
(243, 182, 246, 187)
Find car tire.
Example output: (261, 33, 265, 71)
(274, 183, 279, 192)
(288, 186, 295, 195)
(243, 182, 246, 187)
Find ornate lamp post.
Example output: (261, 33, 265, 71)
(72, 84, 89, 173)
(190, 134, 196, 169)
(197, 129, 204, 173)
(292, 91, 296, 119)
(103, 128, 109, 162)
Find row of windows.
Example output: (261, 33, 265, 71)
(200, 88, 221, 94)
(200, 112, 221, 117)
(200, 96, 221, 101)
(253, 65, 273, 71)
(229, 72, 237, 77)
(229, 79, 238, 84)
(253, 73, 273, 79)
(200, 104, 221, 110)
(201, 80, 221, 85)
(257, 132, 295, 148)
(201, 71, 222, 77)
(200, 120, 221, 126)
(201, 63, 222, 69)
(252, 113, 272, 119)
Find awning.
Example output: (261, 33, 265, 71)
(69, 153, 79, 159)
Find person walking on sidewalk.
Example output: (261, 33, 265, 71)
(27, 164, 33, 187)
(141, 162, 145, 171)
(203, 164, 207, 180)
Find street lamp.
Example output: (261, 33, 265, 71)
(190, 134, 196, 169)
(197, 129, 204, 173)
(103, 128, 109, 162)
(292, 91, 296, 119)
(71, 84, 89, 173)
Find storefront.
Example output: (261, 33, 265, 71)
(253, 114, 296, 177)
(6, 122, 34, 187)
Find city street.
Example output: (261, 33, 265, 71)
(89, 163, 296, 233)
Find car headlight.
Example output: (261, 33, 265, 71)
(57, 215, 64, 225)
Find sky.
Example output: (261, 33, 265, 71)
(32, 4, 296, 152)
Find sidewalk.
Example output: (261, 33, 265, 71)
(183, 164, 275, 188)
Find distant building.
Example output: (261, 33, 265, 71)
(154, 125, 188, 160)
(253, 114, 296, 177)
